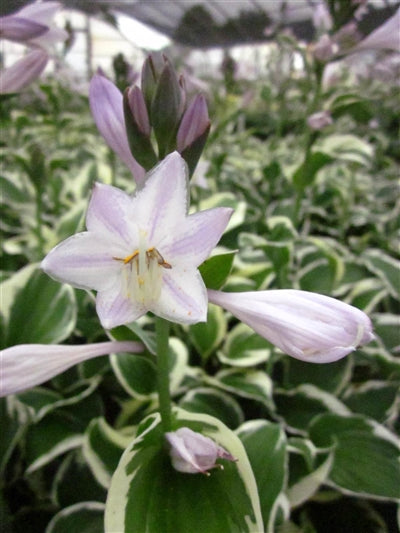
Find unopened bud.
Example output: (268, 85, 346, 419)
(176, 94, 210, 176)
(123, 86, 157, 170)
(165, 427, 236, 475)
(307, 110, 333, 130)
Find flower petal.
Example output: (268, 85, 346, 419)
(0, 341, 143, 396)
(354, 8, 400, 52)
(89, 74, 145, 185)
(132, 152, 189, 240)
(86, 182, 138, 247)
(96, 281, 146, 329)
(0, 16, 48, 42)
(41, 232, 122, 291)
(154, 268, 207, 324)
(208, 289, 374, 363)
(0, 49, 48, 94)
(161, 207, 233, 267)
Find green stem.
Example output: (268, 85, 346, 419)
(156, 317, 172, 432)
(35, 189, 45, 257)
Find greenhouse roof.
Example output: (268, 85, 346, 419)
(2, 0, 399, 48)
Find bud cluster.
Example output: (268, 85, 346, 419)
(123, 54, 210, 177)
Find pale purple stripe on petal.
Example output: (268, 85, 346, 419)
(96, 284, 146, 329)
(0, 341, 143, 396)
(41, 232, 122, 291)
(133, 152, 188, 241)
(162, 207, 233, 267)
(155, 269, 207, 324)
(86, 182, 138, 247)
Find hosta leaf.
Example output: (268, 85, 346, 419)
(25, 411, 84, 473)
(282, 356, 352, 395)
(6, 268, 76, 345)
(188, 304, 226, 361)
(218, 323, 272, 367)
(286, 438, 333, 508)
(341, 381, 399, 423)
(362, 249, 400, 300)
(199, 251, 236, 290)
(212, 368, 273, 408)
(83, 417, 132, 489)
(309, 413, 400, 500)
(105, 409, 264, 533)
(179, 387, 244, 429)
(111, 337, 187, 399)
(237, 420, 288, 533)
(275, 385, 350, 432)
(46, 502, 105, 533)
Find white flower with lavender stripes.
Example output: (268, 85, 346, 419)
(42, 151, 233, 329)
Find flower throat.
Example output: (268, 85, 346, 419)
(113, 234, 171, 305)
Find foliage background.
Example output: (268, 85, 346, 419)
(1, 39, 399, 533)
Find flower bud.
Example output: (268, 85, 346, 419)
(165, 427, 236, 475)
(176, 94, 210, 176)
(123, 86, 157, 170)
(151, 59, 183, 157)
(307, 110, 333, 130)
(313, 34, 339, 62)
(208, 289, 374, 363)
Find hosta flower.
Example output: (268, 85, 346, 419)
(0, 341, 143, 397)
(42, 152, 233, 329)
(0, 1, 68, 47)
(165, 427, 235, 474)
(0, 1, 67, 94)
(208, 289, 374, 363)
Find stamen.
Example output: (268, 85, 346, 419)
(113, 244, 171, 306)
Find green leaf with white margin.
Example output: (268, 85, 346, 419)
(373, 313, 400, 352)
(111, 337, 188, 399)
(25, 411, 84, 474)
(210, 368, 274, 409)
(105, 408, 264, 533)
(179, 387, 244, 429)
(362, 249, 400, 300)
(83, 417, 133, 489)
(0, 262, 38, 323)
(282, 356, 352, 395)
(46, 502, 105, 533)
(218, 323, 272, 367)
(309, 413, 400, 500)
(6, 268, 76, 345)
(274, 384, 351, 433)
(316, 134, 374, 166)
(14, 377, 102, 423)
(286, 437, 333, 508)
(188, 303, 226, 361)
(341, 380, 399, 423)
(237, 420, 288, 533)
(0, 397, 31, 475)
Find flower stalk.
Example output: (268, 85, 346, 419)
(156, 317, 172, 432)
